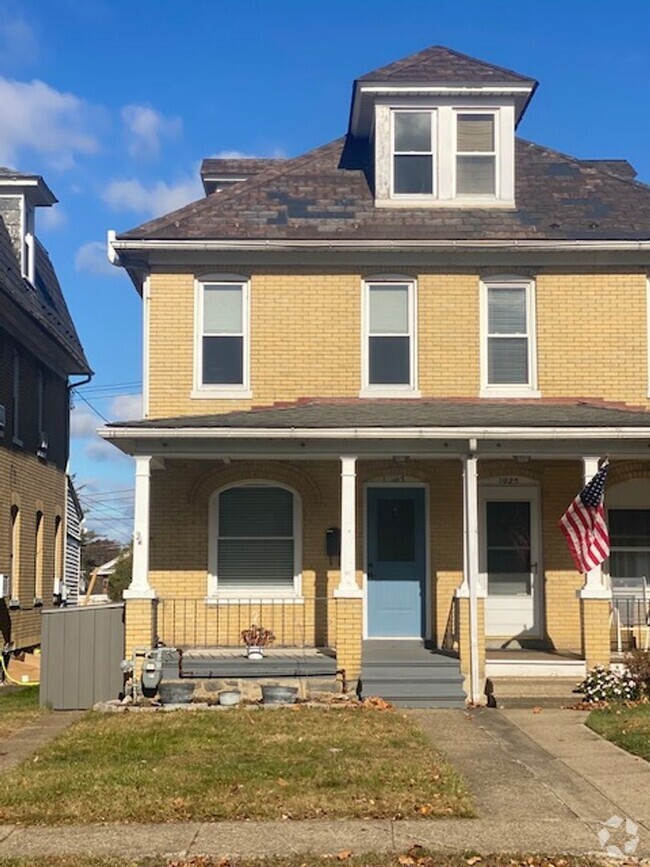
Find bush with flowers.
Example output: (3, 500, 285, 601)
(577, 664, 640, 703)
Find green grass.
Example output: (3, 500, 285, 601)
(0, 686, 45, 740)
(0, 854, 621, 867)
(0, 706, 472, 825)
(586, 702, 650, 761)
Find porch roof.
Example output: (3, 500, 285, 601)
(108, 398, 650, 431)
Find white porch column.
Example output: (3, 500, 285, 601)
(456, 454, 482, 702)
(124, 455, 156, 599)
(334, 455, 362, 598)
(578, 456, 611, 599)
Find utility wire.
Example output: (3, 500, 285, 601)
(72, 389, 110, 423)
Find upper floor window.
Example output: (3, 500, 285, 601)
(392, 111, 435, 196)
(361, 279, 419, 397)
(194, 277, 251, 398)
(456, 113, 496, 196)
(375, 103, 515, 207)
(12, 350, 21, 445)
(480, 278, 539, 398)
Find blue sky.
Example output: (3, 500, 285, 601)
(1, 0, 649, 541)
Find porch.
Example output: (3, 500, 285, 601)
(102, 398, 650, 705)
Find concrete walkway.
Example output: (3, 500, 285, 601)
(0, 707, 647, 859)
(0, 708, 82, 773)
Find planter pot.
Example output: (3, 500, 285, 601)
(158, 680, 195, 705)
(262, 685, 298, 704)
(247, 646, 264, 660)
(219, 689, 242, 707)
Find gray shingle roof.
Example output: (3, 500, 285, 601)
(108, 399, 650, 430)
(357, 45, 536, 85)
(0, 219, 90, 373)
(118, 136, 650, 243)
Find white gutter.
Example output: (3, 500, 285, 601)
(109, 237, 650, 254)
(99, 424, 650, 441)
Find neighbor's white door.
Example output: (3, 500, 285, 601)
(479, 486, 541, 639)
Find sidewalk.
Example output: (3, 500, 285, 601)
(0, 707, 647, 859)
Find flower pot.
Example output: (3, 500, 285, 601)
(219, 689, 242, 707)
(247, 646, 264, 659)
(262, 685, 298, 704)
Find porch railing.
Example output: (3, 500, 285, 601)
(611, 593, 650, 652)
(154, 596, 336, 650)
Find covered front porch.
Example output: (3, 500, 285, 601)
(102, 399, 650, 704)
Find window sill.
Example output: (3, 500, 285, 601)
(205, 595, 304, 605)
(480, 388, 541, 399)
(376, 197, 515, 210)
(359, 388, 421, 399)
(191, 388, 252, 400)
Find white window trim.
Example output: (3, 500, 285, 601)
(193, 274, 252, 399)
(453, 109, 499, 200)
(375, 99, 515, 208)
(207, 481, 303, 600)
(390, 109, 437, 199)
(646, 276, 650, 398)
(480, 276, 540, 398)
(360, 276, 420, 398)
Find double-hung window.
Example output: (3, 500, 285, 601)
(481, 278, 538, 397)
(392, 111, 436, 196)
(196, 277, 250, 397)
(211, 485, 300, 598)
(362, 279, 418, 396)
(456, 113, 497, 196)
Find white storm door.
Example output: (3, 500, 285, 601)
(480, 486, 541, 639)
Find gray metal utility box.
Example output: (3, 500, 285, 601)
(40, 603, 125, 709)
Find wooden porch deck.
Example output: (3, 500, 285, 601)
(177, 647, 338, 679)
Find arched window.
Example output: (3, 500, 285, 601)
(34, 511, 44, 603)
(10, 505, 20, 601)
(209, 483, 301, 597)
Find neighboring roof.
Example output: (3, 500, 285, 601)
(108, 398, 650, 431)
(0, 219, 91, 373)
(0, 167, 57, 205)
(357, 45, 535, 85)
(118, 136, 650, 243)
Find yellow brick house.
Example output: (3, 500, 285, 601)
(104, 46, 650, 705)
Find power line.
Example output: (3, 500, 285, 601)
(72, 389, 110, 423)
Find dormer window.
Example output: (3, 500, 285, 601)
(456, 113, 496, 196)
(392, 111, 435, 196)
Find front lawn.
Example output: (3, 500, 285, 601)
(0, 706, 472, 824)
(0, 687, 45, 740)
(586, 702, 650, 760)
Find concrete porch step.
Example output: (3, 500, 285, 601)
(488, 676, 582, 709)
(382, 696, 467, 708)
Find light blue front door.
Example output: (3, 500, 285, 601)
(367, 487, 426, 638)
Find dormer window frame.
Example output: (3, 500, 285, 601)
(390, 109, 437, 198)
(375, 97, 515, 209)
(453, 108, 499, 200)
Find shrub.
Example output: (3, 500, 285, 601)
(107, 553, 132, 602)
(624, 650, 650, 698)
(577, 664, 640, 703)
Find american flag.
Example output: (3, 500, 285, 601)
(559, 463, 610, 573)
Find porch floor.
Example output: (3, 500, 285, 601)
(179, 647, 337, 679)
(485, 648, 586, 678)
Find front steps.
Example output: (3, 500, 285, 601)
(360, 640, 466, 708)
(487, 676, 582, 708)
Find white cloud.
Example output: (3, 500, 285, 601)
(70, 404, 100, 439)
(75, 240, 118, 277)
(39, 205, 66, 231)
(0, 77, 102, 168)
(0, 7, 39, 71)
(102, 175, 202, 217)
(85, 439, 132, 464)
(110, 393, 143, 421)
(121, 104, 182, 159)
(210, 148, 286, 159)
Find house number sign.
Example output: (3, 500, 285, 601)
(498, 476, 521, 486)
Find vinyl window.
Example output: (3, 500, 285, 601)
(481, 279, 538, 396)
(392, 111, 436, 196)
(196, 278, 250, 395)
(363, 280, 417, 394)
(456, 113, 497, 196)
